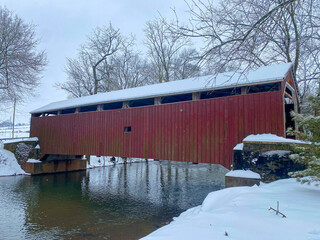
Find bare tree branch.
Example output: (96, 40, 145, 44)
(144, 17, 200, 83)
(57, 26, 149, 98)
(169, 0, 320, 99)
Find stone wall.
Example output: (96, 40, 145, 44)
(4, 140, 39, 171)
(233, 142, 306, 182)
(225, 176, 260, 188)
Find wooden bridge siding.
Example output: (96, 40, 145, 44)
(30, 91, 284, 169)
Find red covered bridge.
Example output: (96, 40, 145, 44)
(30, 63, 298, 169)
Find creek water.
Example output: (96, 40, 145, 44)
(0, 161, 228, 240)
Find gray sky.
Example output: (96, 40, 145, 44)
(1, 0, 188, 123)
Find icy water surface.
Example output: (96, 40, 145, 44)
(0, 161, 228, 240)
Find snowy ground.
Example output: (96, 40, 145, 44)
(141, 178, 320, 240)
(0, 125, 30, 139)
(0, 148, 25, 177)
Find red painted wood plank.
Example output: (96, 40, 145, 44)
(185, 102, 190, 162)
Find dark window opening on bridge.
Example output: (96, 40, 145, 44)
(247, 82, 280, 94)
(32, 113, 41, 117)
(79, 105, 97, 113)
(200, 83, 281, 100)
(162, 93, 192, 104)
(103, 102, 123, 110)
(200, 87, 240, 100)
(61, 108, 76, 115)
(285, 86, 293, 98)
(130, 98, 154, 108)
(124, 126, 131, 132)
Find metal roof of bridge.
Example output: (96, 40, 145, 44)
(31, 63, 292, 114)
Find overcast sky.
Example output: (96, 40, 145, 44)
(0, 0, 188, 123)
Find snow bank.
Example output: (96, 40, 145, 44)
(243, 134, 305, 144)
(226, 170, 261, 179)
(87, 155, 153, 168)
(0, 149, 25, 176)
(141, 178, 320, 240)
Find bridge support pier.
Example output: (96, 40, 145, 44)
(25, 158, 87, 175)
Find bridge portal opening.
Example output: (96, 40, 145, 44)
(284, 85, 296, 138)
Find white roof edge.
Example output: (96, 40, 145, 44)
(31, 63, 293, 114)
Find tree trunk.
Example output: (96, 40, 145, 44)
(93, 65, 98, 94)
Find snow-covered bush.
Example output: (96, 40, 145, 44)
(288, 95, 320, 184)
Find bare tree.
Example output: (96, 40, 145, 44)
(104, 38, 149, 90)
(56, 51, 95, 98)
(58, 23, 122, 97)
(87, 23, 123, 94)
(0, 7, 47, 103)
(172, 48, 201, 80)
(58, 25, 149, 98)
(171, 0, 320, 99)
(144, 17, 194, 83)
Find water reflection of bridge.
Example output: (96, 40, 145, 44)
(86, 161, 227, 209)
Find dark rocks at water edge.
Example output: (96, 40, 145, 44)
(233, 141, 306, 182)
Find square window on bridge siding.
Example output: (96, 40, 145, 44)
(124, 126, 132, 132)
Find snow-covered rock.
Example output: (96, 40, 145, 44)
(141, 178, 320, 240)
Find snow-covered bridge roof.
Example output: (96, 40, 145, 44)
(31, 63, 293, 114)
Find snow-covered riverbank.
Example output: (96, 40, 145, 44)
(0, 148, 25, 176)
(141, 178, 320, 240)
